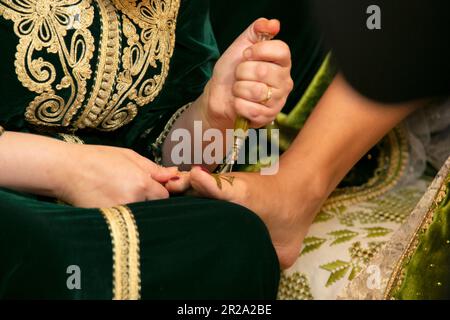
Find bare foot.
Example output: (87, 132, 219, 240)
(165, 167, 324, 269)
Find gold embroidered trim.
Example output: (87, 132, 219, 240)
(97, 0, 181, 131)
(323, 126, 409, 210)
(100, 206, 141, 300)
(151, 102, 191, 164)
(58, 133, 85, 144)
(384, 175, 450, 299)
(76, 0, 121, 128)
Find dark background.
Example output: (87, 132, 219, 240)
(211, 0, 450, 104)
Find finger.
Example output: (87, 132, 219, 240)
(145, 178, 170, 200)
(235, 18, 280, 46)
(244, 40, 291, 68)
(164, 172, 191, 194)
(151, 166, 179, 183)
(135, 158, 178, 183)
(234, 97, 278, 128)
(127, 149, 179, 183)
(233, 80, 282, 105)
(253, 18, 280, 40)
(235, 61, 293, 92)
(122, 149, 162, 174)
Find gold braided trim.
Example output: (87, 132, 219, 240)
(151, 102, 192, 164)
(322, 126, 409, 210)
(58, 133, 85, 144)
(76, 0, 121, 129)
(384, 174, 450, 299)
(100, 206, 141, 300)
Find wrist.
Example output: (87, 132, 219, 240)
(0, 132, 81, 199)
(50, 142, 82, 200)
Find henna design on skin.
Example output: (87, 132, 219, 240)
(211, 174, 236, 190)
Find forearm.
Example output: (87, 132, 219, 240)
(0, 131, 71, 197)
(279, 74, 423, 201)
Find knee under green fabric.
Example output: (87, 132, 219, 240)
(0, 190, 279, 299)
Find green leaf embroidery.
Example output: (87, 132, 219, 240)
(337, 187, 424, 226)
(278, 272, 314, 300)
(320, 260, 351, 287)
(364, 227, 392, 238)
(300, 237, 326, 255)
(313, 211, 333, 223)
(328, 229, 359, 246)
(348, 242, 385, 280)
(349, 265, 362, 281)
(313, 206, 346, 224)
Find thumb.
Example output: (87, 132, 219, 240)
(217, 18, 280, 71)
(232, 18, 280, 49)
(246, 18, 280, 44)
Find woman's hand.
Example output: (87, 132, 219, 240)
(0, 132, 178, 208)
(204, 18, 293, 129)
(57, 144, 179, 208)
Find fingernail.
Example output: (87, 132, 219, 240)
(170, 176, 180, 182)
(243, 48, 252, 59)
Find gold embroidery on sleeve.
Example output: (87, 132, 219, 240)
(100, 206, 141, 300)
(76, 0, 121, 128)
